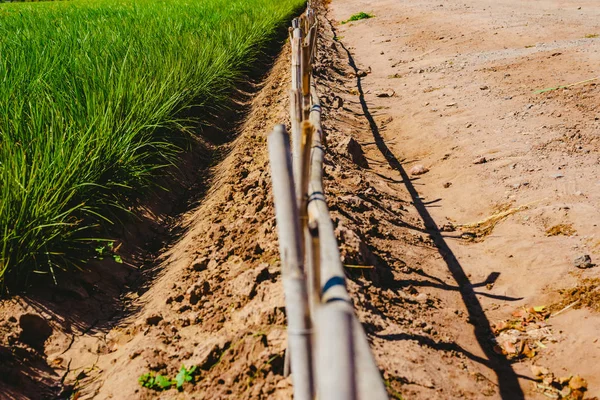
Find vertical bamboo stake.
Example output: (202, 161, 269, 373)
(291, 17, 300, 29)
(301, 43, 311, 121)
(267, 125, 314, 400)
(299, 121, 314, 214)
(299, 121, 314, 315)
(309, 23, 318, 64)
(299, 14, 307, 35)
(305, 220, 320, 315)
(289, 88, 302, 191)
(291, 27, 302, 92)
(290, 26, 303, 186)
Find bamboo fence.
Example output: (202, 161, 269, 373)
(267, 4, 388, 400)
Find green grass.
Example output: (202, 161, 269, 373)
(585, 33, 599, 39)
(341, 11, 374, 24)
(0, 0, 303, 288)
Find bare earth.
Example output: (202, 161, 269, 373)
(326, 0, 600, 398)
(1, 0, 599, 399)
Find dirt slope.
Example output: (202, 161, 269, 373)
(0, 41, 295, 399)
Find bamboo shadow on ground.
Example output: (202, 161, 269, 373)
(332, 28, 525, 400)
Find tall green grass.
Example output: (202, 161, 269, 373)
(0, 0, 304, 288)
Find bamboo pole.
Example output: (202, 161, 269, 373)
(308, 86, 388, 400)
(308, 23, 318, 64)
(307, 86, 347, 304)
(301, 43, 312, 121)
(299, 121, 314, 212)
(289, 88, 303, 192)
(316, 304, 356, 400)
(306, 7, 315, 27)
(291, 26, 302, 92)
(305, 220, 320, 316)
(267, 125, 314, 400)
(291, 17, 300, 30)
(300, 121, 315, 316)
(270, 9, 389, 400)
(290, 26, 303, 188)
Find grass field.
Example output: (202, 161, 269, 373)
(0, 0, 303, 288)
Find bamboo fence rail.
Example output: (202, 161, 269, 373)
(266, 4, 388, 400)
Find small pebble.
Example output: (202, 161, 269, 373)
(416, 293, 428, 303)
(410, 164, 429, 176)
(574, 255, 594, 269)
(569, 375, 588, 390)
(473, 156, 487, 164)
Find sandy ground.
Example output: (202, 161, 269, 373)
(0, 1, 599, 399)
(327, 0, 600, 398)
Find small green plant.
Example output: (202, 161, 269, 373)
(139, 365, 197, 391)
(174, 365, 197, 389)
(341, 11, 374, 24)
(585, 33, 599, 38)
(94, 241, 123, 264)
(139, 373, 173, 391)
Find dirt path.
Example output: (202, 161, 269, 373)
(325, 0, 600, 398)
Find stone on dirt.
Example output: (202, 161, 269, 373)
(19, 313, 53, 348)
(332, 95, 344, 109)
(531, 365, 549, 377)
(336, 225, 377, 267)
(416, 293, 428, 304)
(145, 314, 163, 326)
(569, 375, 588, 390)
(375, 88, 395, 97)
(574, 255, 594, 269)
(472, 156, 487, 164)
(339, 136, 369, 168)
(409, 164, 429, 176)
(188, 281, 211, 305)
(191, 256, 209, 272)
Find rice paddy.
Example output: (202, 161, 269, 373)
(0, 0, 303, 287)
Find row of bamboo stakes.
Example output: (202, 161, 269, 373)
(267, 4, 388, 400)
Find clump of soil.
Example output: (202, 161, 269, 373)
(546, 224, 576, 237)
(530, 365, 592, 400)
(553, 278, 600, 313)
